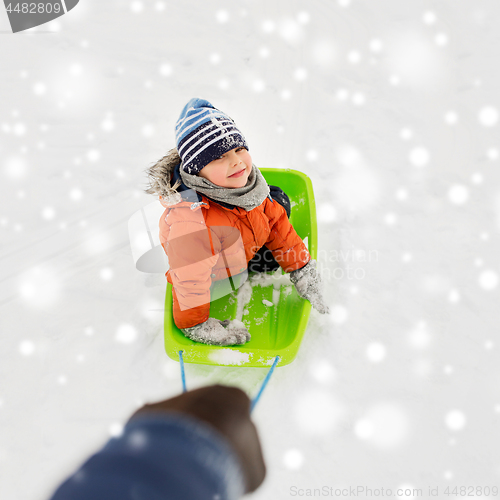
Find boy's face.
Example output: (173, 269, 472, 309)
(198, 147, 252, 188)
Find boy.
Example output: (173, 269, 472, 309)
(145, 98, 328, 346)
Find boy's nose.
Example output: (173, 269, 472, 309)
(229, 151, 241, 165)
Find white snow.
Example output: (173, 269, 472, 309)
(261, 19, 275, 33)
(305, 149, 318, 162)
(42, 207, 56, 220)
(400, 127, 413, 140)
(100, 268, 113, 281)
(86, 149, 100, 162)
(478, 270, 498, 290)
(356, 403, 411, 449)
(408, 321, 431, 349)
(478, 106, 499, 127)
(384, 30, 447, 92)
(283, 449, 304, 470)
(19, 340, 35, 356)
(366, 342, 386, 363)
(384, 212, 397, 225)
(101, 116, 115, 132)
(471, 172, 483, 184)
(434, 33, 449, 47)
(115, 324, 138, 344)
(12, 123, 26, 136)
(83, 230, 112, 255)
(280, 88, 292, 100)
(215, 10, 229, 23)
(69, 188, 83, 201)
(422, 11, 437, 25)
(409, 146, 430, 167)
(293, 389, 346, 435)
(317, 203, 337, 223)
(354, 418, 374, 439)
(443, 365, 454, 375)
(347, 50, 361, 64)
(208, 348, 251, 365)
(18, 267, 61, 308)
(332, 162, 381, 213)
(444, 410, 466, 431)
(395, 187, 408, 200)
(278, 19, 304, 45)
(253, 79, 265, 93)
(413, 358, 432, 378)
(296, 11, 310, 24)
(444, 110, 459, 124)
(311, 40, 336, 66)
(329, 304, 348, 324)
(401, 252, 412, 263)
(487, 147, 499, 160)
(448, 184, 469, 204)
(130, 2, 144, 13)
(369, 38, 383, 52)
(351, 92, 366, 106)
(159, 63, 172, 76)
(293, 67, 308, 81)
(448, 289, 460, 303)
(235, 281, 253, 322)
(227, 318, 245, 330)
(33, 82, 46, 95)
(4, 157, 26, 178)
(308, 359, 336, 384)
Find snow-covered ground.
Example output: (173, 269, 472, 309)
(1, 1, 500, 499)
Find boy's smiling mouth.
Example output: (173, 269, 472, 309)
(228, 168, 246, 178)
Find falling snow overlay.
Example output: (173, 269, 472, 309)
(1, 1, 500, 500)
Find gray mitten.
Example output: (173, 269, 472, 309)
(289, 259, 330, 314)
(181, 318, 251, 346)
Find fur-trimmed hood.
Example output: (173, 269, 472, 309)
(144, 148, 184, 206)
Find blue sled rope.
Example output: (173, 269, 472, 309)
(178, 350, 187, 393)
(250, 355, 280, 413)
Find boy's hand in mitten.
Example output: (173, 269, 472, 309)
(181, 317, 251, 346)
(289, 259, 330, 314)
(221, 319, 251, 343)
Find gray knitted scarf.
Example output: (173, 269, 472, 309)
(179, 163, 270, 211)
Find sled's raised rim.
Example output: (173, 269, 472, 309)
(164, 168, 317, 367)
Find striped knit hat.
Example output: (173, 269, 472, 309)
(175, 98, 249, 175)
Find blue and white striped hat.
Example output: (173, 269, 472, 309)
(175, 98, 249, 175)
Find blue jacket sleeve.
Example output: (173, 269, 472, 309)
(47, 413, 246, 500)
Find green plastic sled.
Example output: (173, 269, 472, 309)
(164, 168, 317, 367)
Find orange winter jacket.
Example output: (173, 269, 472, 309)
(159, 169, 311, 329)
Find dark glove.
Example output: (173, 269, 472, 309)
(181, 318, 251, 346)
(289, 259, 330, 314)
(129, 385, 266, 494)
